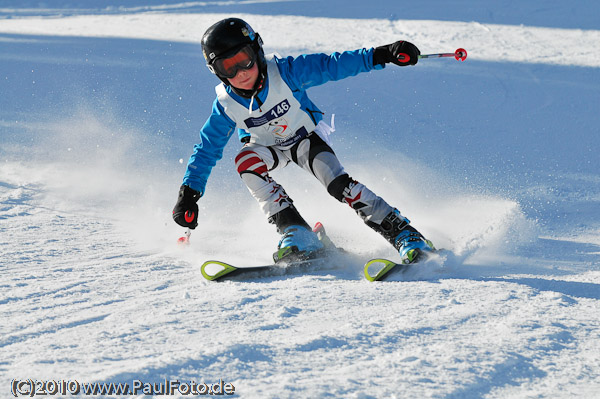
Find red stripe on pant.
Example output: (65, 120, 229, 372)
(235, 151, 268, 176)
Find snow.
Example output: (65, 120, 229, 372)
(1, 1, 599, 397)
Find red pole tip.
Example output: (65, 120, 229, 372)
(455, 48, 467, 61)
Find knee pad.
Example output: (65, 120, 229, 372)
(327, 173, 354, 202)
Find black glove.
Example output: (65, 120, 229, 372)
(172, 185, 201, 229)
(373, 41, 420, 66)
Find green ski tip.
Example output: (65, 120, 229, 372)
(364, 258, 399, 282)
(201, 260, 238, 281)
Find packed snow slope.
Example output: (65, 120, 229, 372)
(1, 1, 599, 398)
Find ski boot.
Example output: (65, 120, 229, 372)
(269, 205, 325, 263)
(395, 227, 436, 264)
(273, 225, 324, 263)
(371, 209, 435, 264)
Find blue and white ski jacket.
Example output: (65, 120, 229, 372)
(182, 48, 383, 195)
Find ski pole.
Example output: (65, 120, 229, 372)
(419, 48, 467, 61)
(177, 228, 191, 245)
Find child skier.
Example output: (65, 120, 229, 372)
(173, 18, 435, 263)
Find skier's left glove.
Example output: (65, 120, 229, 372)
(172, 185, 201, 229)
(373, 41, 420, 67)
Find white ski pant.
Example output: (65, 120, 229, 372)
(234, 130, 394, 226)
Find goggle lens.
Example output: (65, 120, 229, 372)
(212, 46, 256, 78)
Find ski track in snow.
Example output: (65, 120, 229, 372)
(1, 2, 600, 398)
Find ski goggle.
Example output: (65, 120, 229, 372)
(209, 45, 256, 79)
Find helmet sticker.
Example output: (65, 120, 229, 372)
(241, 25, 256, 41)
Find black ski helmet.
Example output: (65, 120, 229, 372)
(201, 18, 266, 96)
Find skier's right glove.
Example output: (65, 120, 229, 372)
(373, 41, 420, 67)
(172, 185, 201, 229)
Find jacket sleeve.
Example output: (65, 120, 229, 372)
(278, 48, 384, 91)
(182, 98, 236, 195)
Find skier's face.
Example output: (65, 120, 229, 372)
(227, 62, 259, 90)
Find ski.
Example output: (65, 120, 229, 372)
(201, 221, 341, 281)
(363, 258, 408, 281)
(201, 256, 329, 281)
(364, 249, 441, 281)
